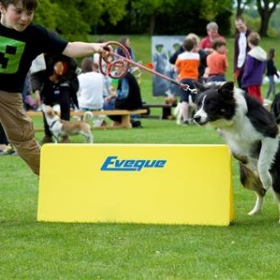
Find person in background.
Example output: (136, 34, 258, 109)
(0, 0, 109, 175)
(200, 22, 225, 55)
(170, 33, 207, 83)
(265, 48, 279, 101)
(234, 15, 252, 89)
(103, 62, 143, 127)
(241, 32, 267, 104)
(31, 54, 80, 144)
(116, 36, 135, 61)
(205, 39, 228, 82)
(77, 57, 104, 111)
(175, 38, 199, 125)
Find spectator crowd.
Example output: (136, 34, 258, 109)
(1, 18, 278, 155)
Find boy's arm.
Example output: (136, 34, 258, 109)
(62, 42, 110, 58)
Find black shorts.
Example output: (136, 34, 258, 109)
(177, 78, 196, 103)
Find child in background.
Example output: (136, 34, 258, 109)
(265, 48, 279, 100)
(175, 38, 199, 125)
(205, 39, 228, 82)
(241, 32, 267, 104)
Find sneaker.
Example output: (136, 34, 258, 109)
(41, 135, 54, 145)
(182, 120, 189, 126)
(2, 144, 17, 155)
(61, 136, 71, 143)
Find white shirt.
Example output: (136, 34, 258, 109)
(237, 32, 247, 68)
(77, 71, 104, 110)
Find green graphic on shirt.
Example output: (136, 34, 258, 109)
(0, 36, 25, 74)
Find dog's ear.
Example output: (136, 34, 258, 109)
(218, 81, 235, 104)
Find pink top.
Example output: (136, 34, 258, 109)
(200, 34, 226, 49)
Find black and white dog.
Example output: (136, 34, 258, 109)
(270, 93, 280, 124)
(193, 81, 280, 222)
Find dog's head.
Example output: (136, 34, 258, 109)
(193, 81, 236, 127)
(41, 104, 58, 120)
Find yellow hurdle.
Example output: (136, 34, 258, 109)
(37, 144, 234, 226)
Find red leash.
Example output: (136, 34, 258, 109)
(99, 41, 195, 92)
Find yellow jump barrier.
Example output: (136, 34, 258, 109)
(37, 144, 234, 226)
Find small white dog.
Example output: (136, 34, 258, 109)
(41, 104, 94, 143)
(173, 95, 196, 125)
(174, 102, 183, 125)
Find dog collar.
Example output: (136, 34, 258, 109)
(50, 120, 58, 128)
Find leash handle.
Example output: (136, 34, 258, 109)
(99, 41, 196, 92)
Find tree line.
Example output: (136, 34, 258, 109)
(35, 0, 279, 40)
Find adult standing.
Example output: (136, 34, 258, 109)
(234, 15, 252, 89)
(38, 54, 79, 144)
(200, 22, 225, 55)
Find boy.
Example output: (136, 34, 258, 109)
(175, 38, 199, 125)
(241, 32, 267, 104)
(0, 0, 109, 175)
(205, 39, 228, 82)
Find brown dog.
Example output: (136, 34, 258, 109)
(41, 104, 94, 143)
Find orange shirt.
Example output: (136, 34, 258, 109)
(206, 51, 227, 75)
(175, 51, 200, 80)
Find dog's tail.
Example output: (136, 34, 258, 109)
(83, 111, 93, 123)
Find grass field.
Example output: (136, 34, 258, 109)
(1, 35, 280, 279)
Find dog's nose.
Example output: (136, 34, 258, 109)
(193, 115, 201, 123)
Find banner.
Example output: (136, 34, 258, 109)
(152, 36, 185, 96)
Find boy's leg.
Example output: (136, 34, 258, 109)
(0, 90, 41, 175)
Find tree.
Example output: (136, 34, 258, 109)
(34, 0, 128, 40)
(235, 0, 254, 16)
(34, 0, 60, 30)
(256, 0, 280, 36)
(130, 0, 233, 35)
(199, 0, 233, 21)
(131, 0, 176, 34)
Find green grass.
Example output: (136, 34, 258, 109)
(2, 122, 280, 279)
(1, 36, 280, 279)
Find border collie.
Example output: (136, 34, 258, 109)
(270, 93, 280, 124)
(193, 81, 280, 222)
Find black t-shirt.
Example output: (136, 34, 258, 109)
(0, 23, 68, 92)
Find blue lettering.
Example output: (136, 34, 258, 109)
(115, 159, 125, 168)
(100, 156, 167, 171)
(144, 160, 156, 168)
(124, 160, 135, 169)
(155, 160, 166, 168)
(133, 160, 146, 171)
